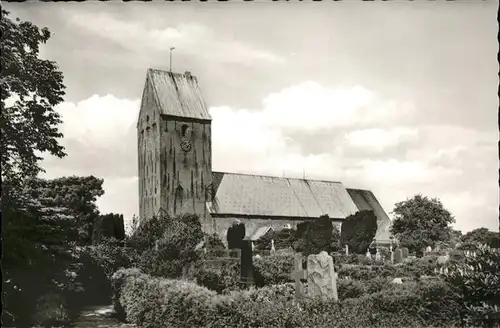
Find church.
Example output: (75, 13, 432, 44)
(137, 68, 393, 245)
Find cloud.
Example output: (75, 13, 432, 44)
(41, 81, 498, 234)
(68, 13, 285, 66)
(42, 95, 139, 178)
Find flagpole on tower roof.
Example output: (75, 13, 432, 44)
(169, 47, 175, 72)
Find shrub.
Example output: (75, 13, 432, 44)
(112, 268, 464, 328)
(127, 213, 204, 279)
(204, 233, 226, 258)
(443, 244, 500, 327)
(190, 260, 241, 293)
(255, 228, 297, 251)
(340, 210, 378, 254)
(337, 279, 365, 299)
(254, 253, 295, 286)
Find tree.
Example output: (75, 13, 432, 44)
(297, 215, 338, 256)
(130, 213, 205, 278)
(2, 176, 105, 327)
(1, 9, 66, 186)
(226, 221, 246, 249)
(459, 228, 500, 249)
(340, 210, 378, 254)
(390, 194, 455, 254)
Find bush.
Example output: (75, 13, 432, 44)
(255, 228, 297, 251)
(190, 260, 241, 294)
(340, 210, 378, 254)
(443, 244, 500, 327)
(204, 233, 226, 258)
(127, 213, 204, 279)
(112, 268, 464, 328)
(254, 253, 295, 286)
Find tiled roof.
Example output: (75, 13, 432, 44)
(147, 69, 211, 120)
(209, 172, 393, 242)
(209, 172, 360, 219)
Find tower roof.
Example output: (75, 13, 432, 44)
(147, 68, 212, 121)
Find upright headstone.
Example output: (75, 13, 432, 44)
(240, 239, 254, 287)
(401, 247, 409, 259)
(375, 248, 381, 261)
(394, 249, 403, 264)
(307, 251, 338, 301)
(390, 250, 394, 264)
(291, 254, 307, 300)
(271, 239, 276, 253)
(425, 246, 432, 255)
(366, 250, 372, 259)
(345, 245, 349, 255)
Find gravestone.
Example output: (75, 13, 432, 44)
(375, 248, 381, 261)
(307, 251, 338, 301)
(240, 239, 254, 287)
(345, 245, 349, 255)
(394, 249, 403, 264)
(366, 250, 372, 259)
(291, 254, 307, 300)
(401, 247, 409, 259)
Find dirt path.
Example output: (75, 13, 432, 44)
(71, 305, 136, 328)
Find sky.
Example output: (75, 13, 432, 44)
(5, 1, 499, 233)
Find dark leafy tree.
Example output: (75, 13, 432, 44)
(2, 176, 105, 327)
(1, 9, 66, 186)
(227, 221, 246, 249)
(92, 213, 126, 244)
(390, 194, 455, 255)
(459, 228, 500, 249)
(128, 213, 204, 278)
(340, 210, 378, 254)
(297, 215, 337, 256)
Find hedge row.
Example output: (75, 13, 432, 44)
(112, 268, 463, 328)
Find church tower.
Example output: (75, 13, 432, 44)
(137, 69, 213, 232)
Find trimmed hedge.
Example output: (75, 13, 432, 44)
(112, 268, 463, 328)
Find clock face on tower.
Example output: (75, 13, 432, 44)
(180, 139, 192, 152)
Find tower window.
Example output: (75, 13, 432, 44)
(181, 124, 190, 138)
(146, 115, 150, 122)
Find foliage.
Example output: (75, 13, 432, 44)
(129, 213, 204, 279)
(459, 227, 500, 249)
(390, 194, 455, 255)
(2, 175, 106, 327)
(442, 244, 500, 327)
(296, 215, 338, 256)
(227, 220, 246, 249)
(254, 253, 295, 286)
(1, 9, 66, 185)
(254, 228, 297, 251)
(112, 268, 464, 328)
(92, 213, 126, 244)
(189, 260, 241, 294)
(340, 210, 378, 254)
(204, 233, 227, 258)
(83, 237, 138, 279)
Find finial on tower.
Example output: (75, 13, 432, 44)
(169, 47, 175, 72)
